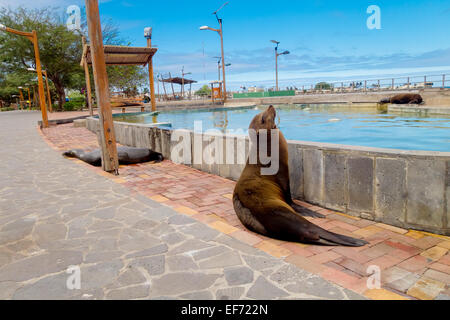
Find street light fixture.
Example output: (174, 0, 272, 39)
(27, 68, 53, 113)
(0, 24, 48, 127)
(271, 40, 290, 91)
(199, 2, 229, 102)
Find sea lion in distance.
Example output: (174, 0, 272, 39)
(233, 106, 368, 247)
(63, 146, 163, 167)
(379, 93, 423, 105)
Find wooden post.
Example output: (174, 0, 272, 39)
(43, 71, 52, 112)
(19, 89, 24, 110)
(169, 72, 175, 99)
(146, 31, 157, 112)
(85, 0, 119, 174)
(161, 75, 168, 100)
(82, 37, 93, 116)
(26, 87, 30, 108)
(32, 30, 49, 127)
(32, 86, 36, 108)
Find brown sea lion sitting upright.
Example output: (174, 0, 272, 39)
(233, 106, 368, 247)
(379, 93, 423, 105)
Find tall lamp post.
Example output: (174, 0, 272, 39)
(181, 66, 192, 99)
(271, 40, 290, 92)
(0, 23, 48, 127)
(27, 68, 52, 113)
(144, 27, 157, 112)
(200, 2, 229, 102)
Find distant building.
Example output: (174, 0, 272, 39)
(248, 86, 264, 93)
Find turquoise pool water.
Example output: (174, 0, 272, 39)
(113, 105, 450, 152)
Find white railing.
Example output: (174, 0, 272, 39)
(295, 74, 450, 95)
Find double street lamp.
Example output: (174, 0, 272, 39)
(0, 23, 49, 127)
(200, 2, 229, 102)
(271, 40, 290, 92)
(213, 56, 231, 82)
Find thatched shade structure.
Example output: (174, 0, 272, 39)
(81, 45, 158, 66)
(160, 77, 197, 85)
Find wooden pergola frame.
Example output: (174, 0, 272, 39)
(160, 76, 197, 100)
(80, 41, 158, 115)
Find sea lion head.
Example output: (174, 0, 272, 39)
(249, 105, 277, 133)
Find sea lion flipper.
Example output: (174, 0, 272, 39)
(256, 208, 367, 247)
(290, 203, 326, 219)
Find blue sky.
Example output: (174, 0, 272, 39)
(2, 0, 450, 90)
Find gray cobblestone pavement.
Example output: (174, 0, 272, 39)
(0, 111, 365, 300)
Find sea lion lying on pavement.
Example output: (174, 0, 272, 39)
(63, 146, 163, 167)
(379, 93, 423, 105)
(233, 106, 368, 247)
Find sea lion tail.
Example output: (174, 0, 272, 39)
(257, 208, 368, 247)
(309, 224, 368, 247)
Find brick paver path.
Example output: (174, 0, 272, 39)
(38, 113, 450, 300)
(0, 111, 365, 300)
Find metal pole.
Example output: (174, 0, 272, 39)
(219, 20, 227, 102)
(157, 75, 160, 101)
(85, 0, 119, 174)
(181, 67, 185, 99)
(392, 78, 395, 90)
(275, 50, 278, 92)
(443, 74, 446, 89)
(146, 35, 157, 112)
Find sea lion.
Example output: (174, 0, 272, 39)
(233, 106, 368, 247)
(379, 93, 423, 105)
(63, 146, 163, 167)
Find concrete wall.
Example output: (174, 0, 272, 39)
(87, 117, 450, 236)
(228, 89, 450, 107)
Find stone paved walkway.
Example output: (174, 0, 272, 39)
(39, 114, 450, 301)
(0, 111, 364, 300)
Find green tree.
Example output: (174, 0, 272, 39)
(195, 85, 211, 97)
(0, 6, 147, 110)
(0, 7, 84, 110)
(315, 82, 332, 90)
(107, 65, 147, 95)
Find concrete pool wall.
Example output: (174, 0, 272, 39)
(86, 117, 450, 236)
